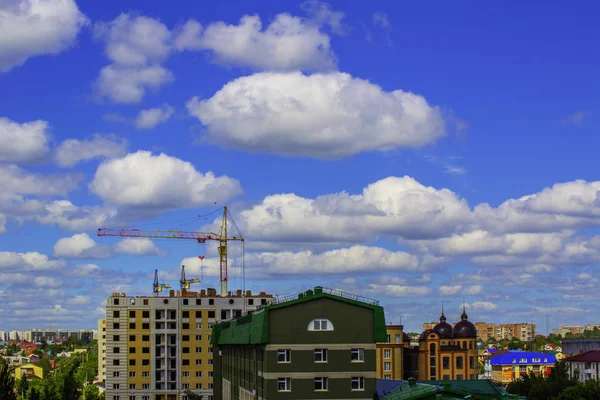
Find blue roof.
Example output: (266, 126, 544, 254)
(489, 347, 499, 353)
(376, 379, 406, 398)
(491, 351, 556, 365)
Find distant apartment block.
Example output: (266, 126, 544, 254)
(585, 324, 600, 332)
(552, 325, 584, 337)
(98, 319, 106, 383)
(565, 351, 600, 383)
(104, 288, 272, 400)
(496, 323, 535, 341)
(30, 329, 94, 343)
(474, 322, 496, 342)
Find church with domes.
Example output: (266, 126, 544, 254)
(417, 305, 480, 381)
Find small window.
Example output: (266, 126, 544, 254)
(196, 311, 202, 318)
(142, 372, 150, 378)
(114, 299, 119, 305)
(351, 377, 365, 391)
(196, 335, 202, 341)
(129, 311, 135, 318)
(314, 349, 328, 363)
(129, 359, 135, 366)
(113, 359, 120, 366)
(384, 349, 391, 359)
(143, 299, 148, 305)
(129, 347, 135, 354)
(183, 347, 190, 354)
(520, 358, 527, 363)
(182, 335, 189, 341)
(142, 335, 149, 341)
(142, 359, 149, 366)
(532, 358, 541, 362)
(142, 347, 149, 354)
(196, 347, 202, 353)
(113, 311, 120, 318)
(384, 361, 391, 371)
(314, 377, 328, 391)
(456, 357, 464, 369)
(142, 310, 149, 318)
(182, 359, 189, 366)
(182, 323, 189, 330)
(209, 299, 214, 305)
(248, 298, 254, 305)
(183, 299, 188, 305)
(457, 374, 464, 380)
(308, 318, 334, 331)
(277, 349, 291, 363)
(208, 311, 215, 318)
(142, 323, 149, 329)
(196, 371, 202, 377)
(113, 347, 120, 353)
(196, 359, 202, 365)
(277, 378, 291, 391)
(183, 371, 190, 378)
(129, 384, 135, 390)
(183, 311, 189, 318)
(129, 335, 135, 341)
(114, 323, 120, 329)
(129, 372, 135, 378)
(196, 299, 201, 305)
(129, 323, 135, 329)
(443, 357, 450, 369)
(351, 348, 365, 362)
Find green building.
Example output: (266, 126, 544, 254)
(211, 286, 387, 399)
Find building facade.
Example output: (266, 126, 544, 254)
(474, 323, 496, 342)
(565, 351, 600, 383)
(98, 319, 106, 383)
(490, 351, 555, 384)
(103, 288, 273, 400)
(376, 325, 412, 380)
(496, 323, 535, 342)
(212, 286, 387, 399)
(417, 310, 479, 381)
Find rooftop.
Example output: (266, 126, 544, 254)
(490, 351, 556, 365)
(212, 286, 386, 346)
(565, 350, 600, 362)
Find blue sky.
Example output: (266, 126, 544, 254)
(1, 0, 600, 334)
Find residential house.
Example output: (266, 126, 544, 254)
(490, 351, 555, 384)
(564, 350, 600, 383)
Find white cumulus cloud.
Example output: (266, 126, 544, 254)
(0, 117, 51, 163)
(187, 72, 445, 159)
(135, 104, 174, 130)
(175, 14, 336, 71)
(53, 233, 110, 258)
(0, 164, 81, 196)
(90, 151, 242, 211)
(115, 238, 163, 256)
(0, 0, 88, 72)
(55, 134, 127, 167)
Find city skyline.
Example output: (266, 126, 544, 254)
(2, 0, 600, 333)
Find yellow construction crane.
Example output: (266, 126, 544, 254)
(98, 206, 244, 296)
(153, 269, 171, 294)
(180, 265, 200, 290)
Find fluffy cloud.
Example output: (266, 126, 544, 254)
(0, 214, 6, 234)
(53, 233, 110, 258)
(0, 117, 51, 163)
(0, 0, 88, 72)
(175, 14, 336, 71)
(439, 285, 482, 296)
(0, 251, 65, 272)
(36, 200, 118, 231)
(114, 238, 163, 256)
(90, 151, 242, 211)
(0, 164, 81, 197)
(183, 245, 422, 278)
(94, 14, 174, 103)
(135, 104, 174, 129)
(366, 284, 431, 297)
(468, 301, 498, 311)
(55, 134, 127, 167)
(187, 72, 445, 159)
(219, 176, 470, 244)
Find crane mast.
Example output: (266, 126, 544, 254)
(98, 206, 243, 296)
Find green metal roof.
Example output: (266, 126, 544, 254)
(380, 380, 526, 400)
(211, 286, 386, 345)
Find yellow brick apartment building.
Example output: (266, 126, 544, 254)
(102, 288, 272, 400)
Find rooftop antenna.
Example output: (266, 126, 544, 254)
(442, 300, 445, 316)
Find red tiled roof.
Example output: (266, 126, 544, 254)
(565, 350, 600, 362)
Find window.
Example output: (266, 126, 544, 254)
(208, 347, 213, 353)
(395, 334, 401, 344)
(457, 374, 464, 380)
(142, 347, 149, 354)
(113, 347, 120, 353)
(113, 397, 119, 400)
(113, 360, 119, 366)
(114, 299, 119, 305)
(386, 334, 391, 343)
(209, 384, 214, 389)
(182, 384, 189, 389)
(196, 384, 202, 389)
(196, 311, 202, 318)
(470, 356, 475, 369)
(129, 384, 135, 390)
(314, 377, 328, 391)
(196, 371, 202, 377)
(142, 323, 149, 329)
(183, 371, 190, 378)
(113, 335, 120, 341)
(196, 323, 202, 329)
(129, 335, 135, 341)
(519, 366, 526, 372)
(196, 347, 202, 353)
(142, 372, 150, 378)
(208, 311, 215, 318)
(196, 299, 201, 305)
(277, 349, 291, 363)
(182, 359, 189, 366)
(384, 362, 391, 372)
(277, 378, 291, 391)
(129, 372, 135, 378)
(142, 335, 149, 341)
(142, 359, 149, 366)
(384, 349, 391, 359)
(183, 299, 188, 305)
(182, 323, 189, 330)
(308, 318, 334, 331)
(208, 359, 213, 365)
(208, 323, 214, 329)
(384, 375, 391, 380)
(113, 384, 119, 390)
(532, 358, 541, 362)
(183, 311, 189, 318)
(183, 347, 189, 353)
(470, 374, 477, 380)
(113, 311, 120, 318)
(142, 384, 150, 390)
(113, 372, 119, 377)
(443, 375, 450, 380)
(443, 357, 450, 369)
(351, 348, 365, 362)
(520, 358, 527, 363)
(208, 371, 213, 377)
(314, 349, 328, 363)
(142, 310, 149, 318)
(456, 357, 463, 369)
(129, 347, 135, 354)
(196, 335, 202, 341)
(196, 359, 202, 365)
(209, 299, 214, 305)
(248, 298, 254, 305)
(129, 359, 135, 366)
(129, 311, 135, 318)
(129, 396, 135, 400)
(351, 377, 365, 391)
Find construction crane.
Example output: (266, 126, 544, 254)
(180, 265, 200, 290)
(98, 206, 243, 296)
(153, 269, 171, 295)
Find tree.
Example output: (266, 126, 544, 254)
(36, 358, 51, 378)
(185, 390, 203, 400)
(16, 375, 29, 397)
(0, 358, 16, 400)
(507, 337, 525, 350)
(27, 387, 41, 400)
(83, 384, 100, 400)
